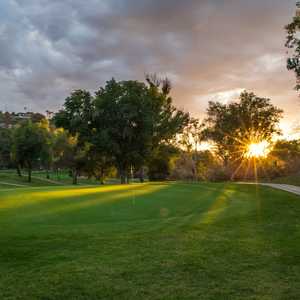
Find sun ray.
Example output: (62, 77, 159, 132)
(244, 141, 272, 159)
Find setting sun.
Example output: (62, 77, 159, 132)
(245, 141, 271, 158)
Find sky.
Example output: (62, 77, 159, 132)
(0, 0, 299, 135)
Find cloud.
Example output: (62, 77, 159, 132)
(0, 0, 298, 127)
(195, 88, 246, 106)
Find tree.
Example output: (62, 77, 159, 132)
(53, 90, 94, 184)
(54, 77, 189, 184)
(285, 2, 300, 90)
(144, 75, 190, 181)
(83, 149, 115, 184)
(145, 75, 190, 148)
(178, 118, 204, 153)
(173, 118, 204, 181)
(38, 119, 54, 179)
(54, 89, 94, 139)
(94, 77, 190, 183)
(94, 79, 153, 183)
(270, 139, 300, 176)
(0, 128, 12, 169)
(170, 152, 197, 181)
(148, 144, 179, 181)
(31, 113, 46, 123)
(202, 91, 283, 174)
(12, 121, 49, 182)
(196, 150, 229, 182)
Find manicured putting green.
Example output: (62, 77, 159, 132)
(0, 182, 299, 299)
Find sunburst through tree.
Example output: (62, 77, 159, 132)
(203, 91, 283, 180)
(244, 140, 271, 159)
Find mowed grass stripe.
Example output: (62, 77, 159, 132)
(0, 182, 300, 299)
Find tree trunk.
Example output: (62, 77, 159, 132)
(72, 169, 78, 185)
(139, 167, 145, 183)
(126, 167, 133, 184)
(46, 168, 50, 179)
(96, 173, 105, 185)
(28, 167, 32, 183)
(100, 168, 105, 185)
(120, 168, 126, 184)
(17, 165, 22, 177)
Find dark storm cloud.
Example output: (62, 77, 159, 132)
(0, 0, 298, 126)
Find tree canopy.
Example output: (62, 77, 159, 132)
(53, 77, 189, 184)
(285, 1, 300, 90)
(0, 80, 290, 184)
(12, 121, 50, 182)
(203, 91, 283, 165)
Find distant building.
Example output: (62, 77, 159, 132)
(297, 1, 300, 17)
(16, 112, 32, 119)
(0, 111, 46, 128)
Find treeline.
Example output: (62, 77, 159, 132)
(1, 77, 300, 184)
(0, 76, 190, 183)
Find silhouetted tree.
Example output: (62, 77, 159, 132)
(148, 144, 179, 181)
(202, 91, 283, 174)
(285, 1, 300, 90)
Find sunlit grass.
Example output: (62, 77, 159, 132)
(0, 182, 300, 299)
(200, 187, 234, 225)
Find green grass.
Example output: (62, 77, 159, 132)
(0, 182, 300, 299)
(0, 170, 107, 187)
(0, 171, 60, 188)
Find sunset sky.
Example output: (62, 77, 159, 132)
(0, 0, 299, 136)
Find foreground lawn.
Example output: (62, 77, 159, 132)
(0, 183, 299, 299)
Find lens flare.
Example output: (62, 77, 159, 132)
(244, 140, 271, 158)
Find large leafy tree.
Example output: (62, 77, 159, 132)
(203, 91, 283, 166)
(53, 90, 94, 184)
(144, 75, 190, 181)
(178, 118, 204, 153)
(94, 77, 189, 183)
(54, 89, 94, 139)
(270, 140, 300, 175)
(12, 121, 50, 182)
(148, 144, 179, 181)
(38, 120, 54, 179)
(94, 79, 153, 183)
(83, 149, 115, 185)
(51, 129, 81, 182)
(145, 75, 190, 148)
(55, 78, 189, 184)
(285, 1, 300, 90)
